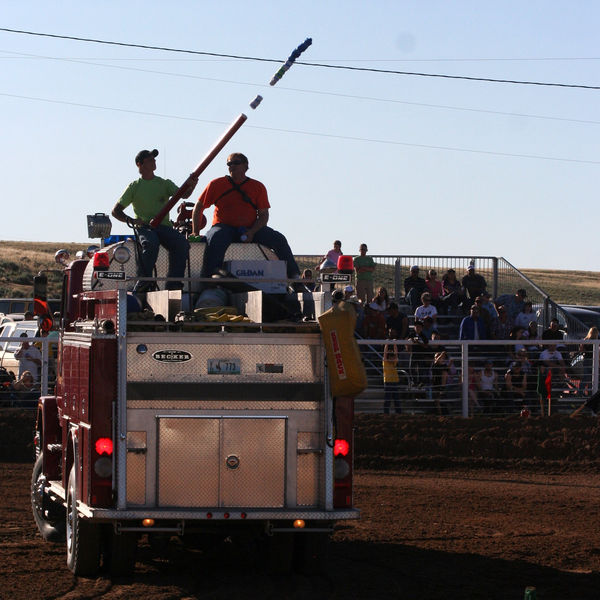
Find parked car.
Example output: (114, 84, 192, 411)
(559, 306, 600, 333)
(0, 320, 40, 377)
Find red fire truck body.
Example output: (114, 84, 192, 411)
(32, 245, 359, 575)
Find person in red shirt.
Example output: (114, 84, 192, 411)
(192, 153, 300, 281)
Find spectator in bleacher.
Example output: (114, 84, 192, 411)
(504, 361, 527, 410)
(421, 316, 437, 341)
(459, 305, 487, 340)
(508, 326, 527, 363)
(542, 318, 565, 342)
(383, 329, 401, 414)
(514, 301, 535, 329)
(11, 370, 36, 392)
(431, 349, 458, 414)
(316, 240, 342, 271)
(404, 266, 428, 310)
(344, 285, 356, 301)
(386, 302, 408, 339)
(461, 265, 487, 309)
(491, 305, 512, 340)
(408, 320, 431, 387)
(478, 360, 500, 413)
(496, 288, 527, 326)
(524, 321, 541, 355)
(425, 269, 444, 312)
(361, 303, 387, 339)
(415, 292, 438, 324)
(441, 268, 466, 314)
(353, 243, 376, 305)
(473, 296, 492, 338)
(369, 286, 390, 313)
(480, 292, 499, 323)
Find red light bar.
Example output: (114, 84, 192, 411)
(95, 437, 113, 455)
(93, 251, 110, 269)
(334, 439, 350, 456)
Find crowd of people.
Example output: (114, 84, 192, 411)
(317, 252, 596, 417)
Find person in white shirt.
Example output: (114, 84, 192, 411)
(14, 334, 42, 381)
(415, 292, 438, 323)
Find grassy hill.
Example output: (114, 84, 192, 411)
(1, 240, 598, 306)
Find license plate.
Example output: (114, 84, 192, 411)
(207, 359, 241, 375)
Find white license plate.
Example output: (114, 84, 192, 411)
(207, 359, 241, 374)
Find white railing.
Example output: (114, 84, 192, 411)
(356, 338, 599, 417)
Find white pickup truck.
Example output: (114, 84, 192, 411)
(0, 320, 40, 376)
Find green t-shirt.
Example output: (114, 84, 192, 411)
(118, 176, 179, 226)
(354, 254, 375, 281)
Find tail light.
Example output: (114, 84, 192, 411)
(93, 437, 113, 486)
(333, 396, 354, 508)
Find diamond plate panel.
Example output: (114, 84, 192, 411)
(297, 432, 322, 506)
(158, 418, 220, 507)
(126, 431, 146, 505)
(83, 240, 278, 291)
(127, 340, 323, 383)
(221, 418, 285, 508)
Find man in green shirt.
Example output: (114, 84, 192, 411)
(112, 149, 198, 291)
(354, 243, 376, 304)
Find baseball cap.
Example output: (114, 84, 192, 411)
(410, 265, 419, 271)
(344, 285, 354, 292)
(135, 148, 159, 165)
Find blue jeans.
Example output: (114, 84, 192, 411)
(202, 224, 300, 279)
(136, 225, 189, 290)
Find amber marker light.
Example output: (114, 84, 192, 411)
(142, 519, 155, 527)
(293, 519, 305, 529)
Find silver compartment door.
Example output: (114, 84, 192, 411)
(221, 418, 286, 508)
(158, 417, 220, 507)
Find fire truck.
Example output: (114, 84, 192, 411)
(31, 238, 361, 575)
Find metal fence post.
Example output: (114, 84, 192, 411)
(461, 341, 469, 417)
(492, 257, 498, 300)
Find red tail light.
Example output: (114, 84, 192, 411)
(95, 437, 113, 455)
(93, 251, 110, 270)
(334, 438, 349, 456)
(333, 397, 354, 508)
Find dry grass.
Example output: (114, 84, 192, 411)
(0, 241, 598, 306)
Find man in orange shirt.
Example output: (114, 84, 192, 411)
(191, 153, 300, 280)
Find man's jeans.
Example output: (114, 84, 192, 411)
(203, 224, 300, 279)
(136, 225, 189, 291)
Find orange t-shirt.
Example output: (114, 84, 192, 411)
(199, 176, 270, 228)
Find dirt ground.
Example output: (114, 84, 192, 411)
(2, 410, 600, 599)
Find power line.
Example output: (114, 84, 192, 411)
(2, 92, 598, 165)
(3, 49, 598, 127)
(1, 27, 598, 90)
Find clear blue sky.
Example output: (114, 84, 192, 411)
(1, 1, 598, 270)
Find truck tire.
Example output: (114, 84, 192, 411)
(66, 466, 101, 576)
(103, 527, 137, 576)
(31, 453, 65, 542)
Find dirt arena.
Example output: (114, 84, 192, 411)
(2, 410, 600, 599)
